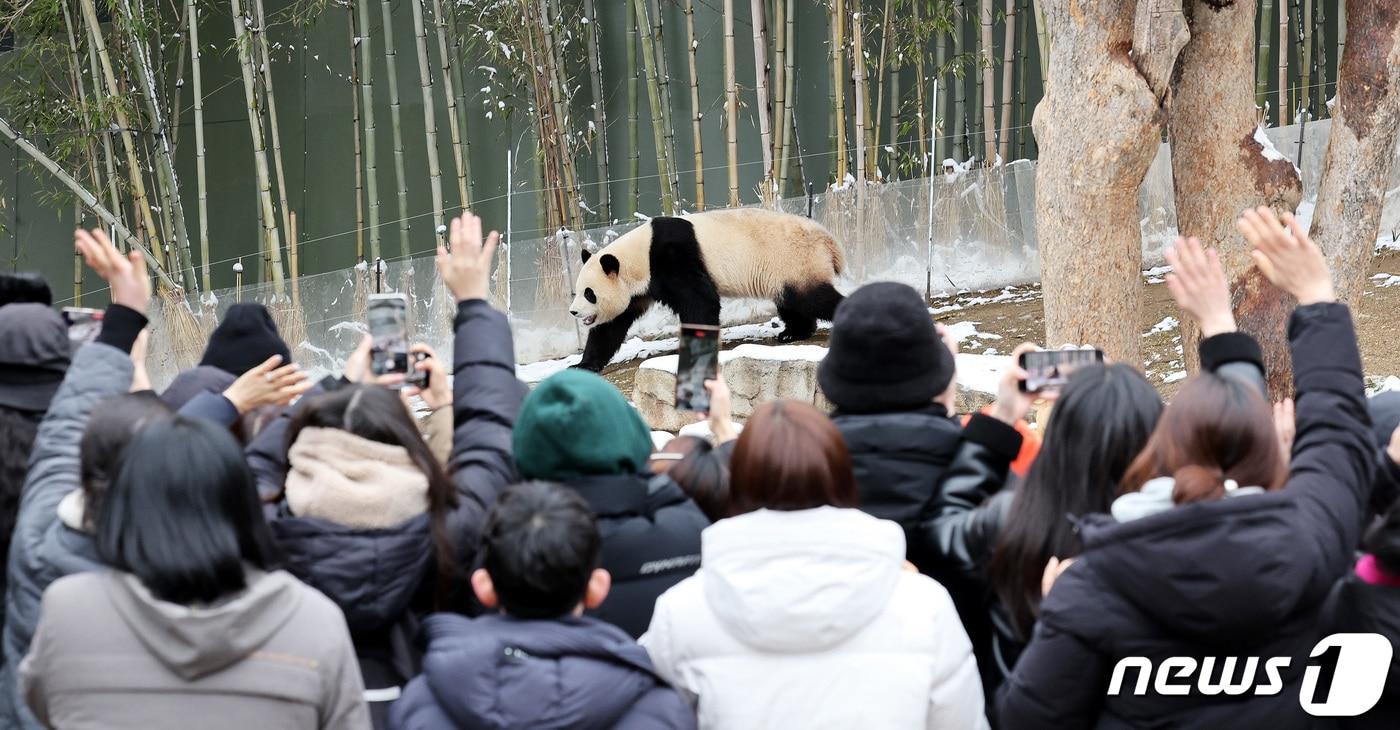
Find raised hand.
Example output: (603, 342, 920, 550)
(987, 342, 1038, 425)
(438, 211, 500, 303)
(702, 374, 739, 444)
(1236, 206, 1335, 305)
(401, 343, 451, 410)
(344, 334, 406, 387)
(1165, 236, 1236, 337)
(75, 227, 151, 314)
(129, 330, 152, 393)
(223, 355, 311, 414)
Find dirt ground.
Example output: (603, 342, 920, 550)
(601, 250, 1400, 397)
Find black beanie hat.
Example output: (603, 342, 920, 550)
(200, 303, 292, 376)
(818, 281, 954, 414)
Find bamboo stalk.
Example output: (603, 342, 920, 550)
(724, 0, 739, 204)
(250, 0, 294, 282)
(888, 64, 899, 179)
(772, 0, 787, 196)
(1032, 0, 1047, 87)
(79, 9, 122, 228)
(0, 115, 178, 290)
(980, 0, 995, 161)
(998, 0, 1016, 163)
(448, 19, 474, 207)
(778, 0, 796, 194)
(626, 0, 641, 214)
(541, 0, 583, 230)
(431, 0, 469, 211)
(60, 0, 103, 205)
(348, 3, 365, 261)
(188, 0, 210, 291)
(952, 8, 966, 159)
(750, 0, 774, 197)
(1279, 0, 1288, 123)
(648, 0, 679, 200)
(355, 0, 381, 262)
(1258, 0, 1274, 122)
(78, 0, 166, 272)
(408, 0, 444, 241)
(635, 0, 676, 213)
(1312, 0, 1325, 115)
(167, 0, 188, 152)
(584, 0, 610, 220)
(851, 11, 873, 177)
(230, 0, 286, 296)
(685, 0, 705, 210)
(853, 10, 867, 183)
(872, 0, 891, 176)
(932, 0, 946, 161)
(1300, 0, 1311, 114)
(914, 0, 928, 167)
(380, 0, 411, 257)
(1018, 0, 1029, 158)
(1338, 0, 1346, 70)
(74, 201, 84, 303)
(833, 0, 847, 182)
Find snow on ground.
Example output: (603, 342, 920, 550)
(1373, 376, 1400, 395)
(1148, 316, 1179, 335)
(1371, 273, 1400, 288)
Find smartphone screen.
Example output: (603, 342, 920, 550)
(61, 307, 104, 346)
(368, 294, 410, 378)
(675, 324, 721, 413)
(1019, 348, 1104, 394)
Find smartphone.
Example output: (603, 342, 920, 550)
(1018, 348, 1105, 394)
(675, 324, 721, 413)
(61, 307, 104, 346)
(368, 294, 410, 380)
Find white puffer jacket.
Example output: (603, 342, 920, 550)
(640, 506, 989, 729)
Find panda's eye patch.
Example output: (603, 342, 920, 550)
(584, 288, 597, 304)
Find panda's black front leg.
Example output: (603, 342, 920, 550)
(575, 296, 654, 372)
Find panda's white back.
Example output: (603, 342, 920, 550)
(684, 209, 843, 299)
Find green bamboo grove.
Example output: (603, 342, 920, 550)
(0, 0, 1346, 301)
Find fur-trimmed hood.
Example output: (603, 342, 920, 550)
(285, 426, 429, 529)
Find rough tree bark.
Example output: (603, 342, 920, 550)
(1036, 0, 1187, 365)
(1169, 0, 1302, 396)
(1310, 1, 1400, 306)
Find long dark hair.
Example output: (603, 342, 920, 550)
(283, 385, 461, 603)
(728, 400, 858, 515)
(1120, 372, 1286, 503)
(990, 364, 1163, 639)
(0, 407, 42, 572)
(95, 417, 280, 605)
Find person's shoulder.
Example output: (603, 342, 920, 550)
(42, 571, 109, 604)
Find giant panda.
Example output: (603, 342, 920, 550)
(569, 208, 844, 372)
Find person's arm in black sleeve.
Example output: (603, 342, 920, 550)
(93, 304, 147, 353)
(447, 300, 527, 514)
(1282, 303, 1374, 589)
(245, 376, 337, 499)
(910, 413, 1022, 577)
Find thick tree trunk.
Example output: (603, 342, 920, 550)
(1310, 1, 1400, 306)
(1036, 0, 1187, 365)
(1169, 0, 1302, 396)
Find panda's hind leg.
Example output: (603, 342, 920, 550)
(775, 283, 843, 343)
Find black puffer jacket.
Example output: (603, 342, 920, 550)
(566, 472, 708, 639)
(923, 331, 1270, 694)
(247, 299, 526, 726)
(997, 303, 1374, 729)
(836, 404, 1023, 698)
(1319, 567, 1400, 728)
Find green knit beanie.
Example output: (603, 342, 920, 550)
(513, 369, 655, 481)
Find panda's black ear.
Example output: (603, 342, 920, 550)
(580, 248, 591, 264)
(600, 253, 620, 277)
